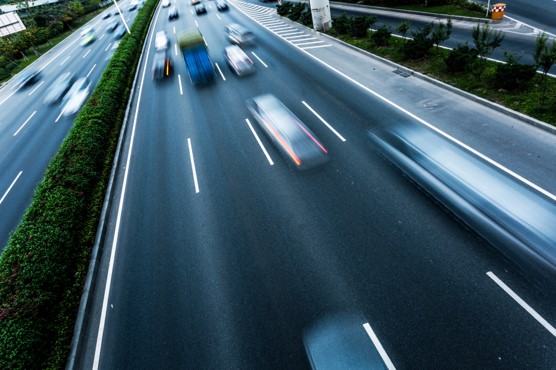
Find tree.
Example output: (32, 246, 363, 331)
(471, 22, 504, 82)
(397, 20, 410, 42)
(534, 32, 556, 109)
(431, 18, 452, 52)
(402, 23, 433, 60)
(350, 16, 376, 38)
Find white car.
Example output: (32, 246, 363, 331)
(62, 77, 91, 116)
(155, 31, 169, 50)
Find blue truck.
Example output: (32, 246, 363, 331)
(177, 30, 215, 85)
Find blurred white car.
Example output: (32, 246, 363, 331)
(44, 72, 74, 104)
(246, 94, 329, 170)
(80, 28, 96, 46)
(62, 77, 91, 116)
(155, 31, 169, 50)
(225, 45, 255, 76)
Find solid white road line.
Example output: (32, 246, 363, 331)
(92, 4, 164, 369)
(302, 44, 331, 50)
(187, 138, 200, 193)
(363, 322, 397, 370)
(0, 171, 23, 205)
(251, 52, 267, 68)
(174, 43, 178, 56)
(245, 9, 556, 202)
(245, 118, 274, 166)
(302, 101, 346, 142)
(14, 110, 36, 136)
(487, 271, 556, 337)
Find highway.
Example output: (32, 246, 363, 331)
(0, 1, 139, 251)
(77, 0, 556, 369)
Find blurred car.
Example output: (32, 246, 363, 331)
(16, 69, 41, 89)
(195, 3, 206, 14)
(106, 20, 119, 33)
(190, 0, 200, 4)
(246, 94, 329, 170)
(162, 0, 171, 7)
(43, 72, 74, 104)
(114, 25, 126, 39)
(152, 50, 173, 80)
(61, 77, 91, 116)
(216, 0, 228, 11)
(155, 30, 169, 50)
(79, 27, 95, 37)
(168, 6, 179, 20)
(225, 45, 255, 76)
(226, 23, 254, 45)
(128, 0, 138, 11)
(80, 29, 96, 46)
(102, 12, 112, 19)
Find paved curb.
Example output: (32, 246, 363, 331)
(315, 30, 556, 135)
(329, 1, 491, 23)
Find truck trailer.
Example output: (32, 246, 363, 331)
(177, 29, 215, 85)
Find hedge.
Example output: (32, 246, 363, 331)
(0, 0, 158, 368)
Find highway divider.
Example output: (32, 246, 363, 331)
(0, 0, 158, 368)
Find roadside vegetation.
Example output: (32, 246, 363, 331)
(277, 1, 556, 126)
(0, 0, 107, 83)
(0, 0, 157, 368)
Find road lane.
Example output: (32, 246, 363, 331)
(82, 1, 556, 369)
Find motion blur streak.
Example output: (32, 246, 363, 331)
(304, 313, 393, 370)
(370, 124, 556, 288)
(294, 119, 328, 154)
(263, 119, 302, 166)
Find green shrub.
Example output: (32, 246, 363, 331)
(332, 14, 351, 35)
(494, 54, 536, 91)
(402, 24, 434, 60)
(445, 43, 477, 73)
(276, 2, 292, 16)
(350, 16, 375, 38)
(289, 2, 307, 22)
(371, 25, 392, 47)
(0, 0, 158, 368)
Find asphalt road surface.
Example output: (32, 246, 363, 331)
(77, 1, 556, 369)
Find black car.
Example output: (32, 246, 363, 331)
(168, 6, 179, 20)
(106, 20, 119, 33)
(152, 51, 173, 80)
(216, 0, 228, 11)
(114, 25, 126, 39)
(195, 3, 207, 14)
(17, 70, 41, 89)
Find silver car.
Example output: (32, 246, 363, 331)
(246, 94, 329, 170)
(61, 77, 91, 116)
(225, 45, 255, 76)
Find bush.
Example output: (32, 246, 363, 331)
(494, 55, 536, 91)
(350, 16, 375, 38)
(402, 25, 434, 60)
(276, 2, 293, 17)
(371, 25, 391, 47)
(289, 2, 307, 22)
(0, 0, 158, 368)
(445, 43, 478, 73)
(332, 14, 351, 35)
(299, 9, 313, 27)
